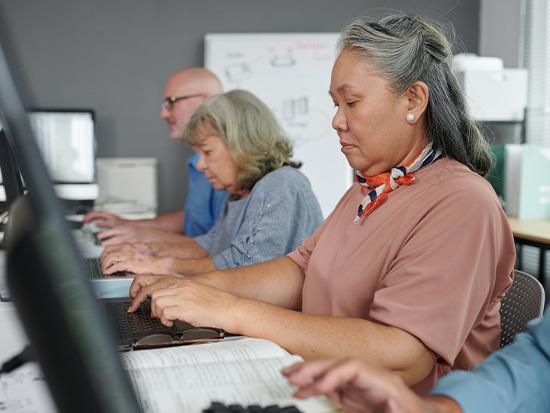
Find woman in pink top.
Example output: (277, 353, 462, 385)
(128, 14, 515, 393)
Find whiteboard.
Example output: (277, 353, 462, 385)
(205, 33, 352, 217)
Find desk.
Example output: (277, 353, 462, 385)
(0, 251, 30, 359)
(0, 299, 59, 412)
(508, 217, 550, 288)
(0, 250, 56, 412)
(0, 300, 28, 361)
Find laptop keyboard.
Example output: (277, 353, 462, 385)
(83, 258, 126, 279)
(107, 299, 164, 341)
(84, 258, 104, 279)
(204, 402, 302, 413)
(107, 299, 225, 351)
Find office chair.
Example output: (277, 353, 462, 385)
(500, 269, 545, 347)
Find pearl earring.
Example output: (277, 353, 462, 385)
(406, 113, 415, 122)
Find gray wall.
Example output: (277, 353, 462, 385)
(480, 0, 522, 68)
(479, 0, 524, 144)
(1, 0, 480, 213)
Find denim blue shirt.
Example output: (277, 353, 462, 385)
(431, 310, 550, 413)
(183, 152, 228, 236)
(195, 166, 323, 269)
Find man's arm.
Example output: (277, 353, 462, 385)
(144, 210, 184, 233)
(430, 315, 550, 413)
(84, 210, 184, 233)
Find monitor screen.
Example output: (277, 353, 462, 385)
(29, 110, 95, 184)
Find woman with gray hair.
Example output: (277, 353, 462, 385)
(101, 89, 323, 275)
(128, 15, 514, 394)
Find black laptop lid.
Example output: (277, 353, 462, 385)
(0, 129, 24, 208)
(0, 14, 141, 413)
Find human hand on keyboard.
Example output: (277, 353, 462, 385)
(128, 276, 240, 333)
(83, 211, 130, 229)
(283, 359, 431, 413)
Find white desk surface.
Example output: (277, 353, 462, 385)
(0, 250, 30, 360)
(0, 233, 129, 413)
(0, 300, 28, 361)
(0, 249, 56, 413)
(0, 229, 107, 360)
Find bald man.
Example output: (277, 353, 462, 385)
(84, 68, 228, 245)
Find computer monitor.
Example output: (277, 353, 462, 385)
(0, 128, 25, 208)
(0, 26, 141, 413)
(28, 109, 96, 184)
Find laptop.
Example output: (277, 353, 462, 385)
(105, 298, 224, 351)
(0, 129, 24, 301)
(1, 228, 129, 302)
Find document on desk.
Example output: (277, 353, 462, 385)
(122, 337, 333, 413)
(0, 363, 56, 413)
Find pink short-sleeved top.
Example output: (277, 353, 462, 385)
(287, 157, 515, 394)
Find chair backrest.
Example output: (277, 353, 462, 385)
(500, 270, 545, 347)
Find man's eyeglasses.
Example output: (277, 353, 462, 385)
(161, 94, 204, 110)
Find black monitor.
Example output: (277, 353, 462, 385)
(0, 23, 141, 413)
(0, 128, 25, 208)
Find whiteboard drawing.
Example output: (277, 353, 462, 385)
(205, 33, 353, 217)
(282, 96, 308, 121)
(224, 62, 252, 85)
(270, 46, 296, 68)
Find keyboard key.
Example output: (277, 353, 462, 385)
(203, 402, 303, 413)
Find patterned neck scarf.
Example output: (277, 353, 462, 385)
(353, 143, 442, 224)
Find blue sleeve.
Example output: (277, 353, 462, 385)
(211, 172, 322, 269)
(431, 314, 550, 413)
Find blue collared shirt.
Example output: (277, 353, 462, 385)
(183, 152, 228, 236)
(431, 310, 550, 413)
(194, 166, 323, 269)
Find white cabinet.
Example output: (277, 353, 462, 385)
(456, 69, 528, 121)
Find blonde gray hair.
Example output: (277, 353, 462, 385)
(339, 15, 492, 176)
(183, 89, 299, 190)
